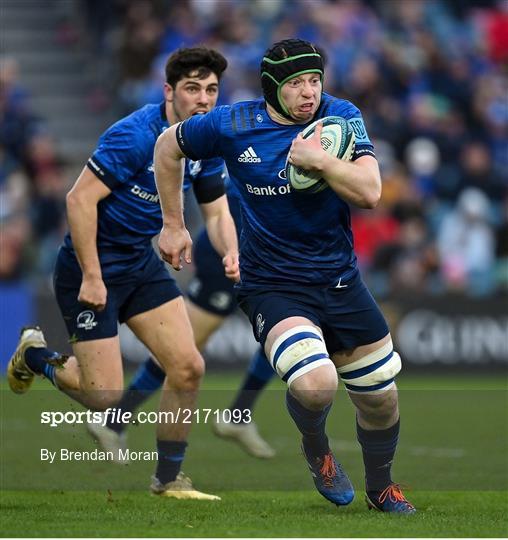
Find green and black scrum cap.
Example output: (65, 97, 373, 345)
(261, 38, 324, 119)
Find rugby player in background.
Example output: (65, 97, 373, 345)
(154, 39, 416, 513)
(86, 50, 276, 462)
(7, 47, 240, 500)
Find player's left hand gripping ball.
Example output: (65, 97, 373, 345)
(286, 116, 355, 194)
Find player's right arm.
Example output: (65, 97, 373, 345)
(66, 167, 112, 310)
(154, 124, 189, 271)
(155, 109, 224, 271)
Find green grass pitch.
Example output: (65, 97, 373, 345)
(1, 372, 507, 537)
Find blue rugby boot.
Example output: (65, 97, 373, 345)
(366, 483, 416, 514)
(302, 445, 354, 506)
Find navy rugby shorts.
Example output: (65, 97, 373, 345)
(237, 271, 389, 354)
(186, 227, 236, 317)
(54, 248, 181, 342)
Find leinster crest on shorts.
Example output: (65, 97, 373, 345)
(256, 313, 265, 339)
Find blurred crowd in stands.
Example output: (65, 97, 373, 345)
(1, 0, 507, 299)
(0, 56, 69, 283)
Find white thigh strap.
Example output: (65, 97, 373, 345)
(269, 325, 332, 386)
(337, 340, 401, 394)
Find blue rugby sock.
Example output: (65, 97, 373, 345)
(286, 390, 331, 457)
(107, 357, 165, 434)
(229, 349, 274, 420)
(156, 440, 188, 484)
(248, 349, 275, 382)
(357, 418, 399, 491)
(25, 347, 60, 386)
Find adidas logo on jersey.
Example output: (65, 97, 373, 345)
(238, 146, 261, 163)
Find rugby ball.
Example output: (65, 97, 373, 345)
(286, 116, 355, 193)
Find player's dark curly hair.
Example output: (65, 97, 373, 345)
(165, 47, 228, 87)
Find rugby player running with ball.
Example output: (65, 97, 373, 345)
(154, 39, 415, 513)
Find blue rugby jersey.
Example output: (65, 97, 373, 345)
(176, 93, 376, 288)
(61, 103, 224, 279)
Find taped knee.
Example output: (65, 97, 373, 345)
(337, 340, 401, 394)
(269, 325, 333, 386)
